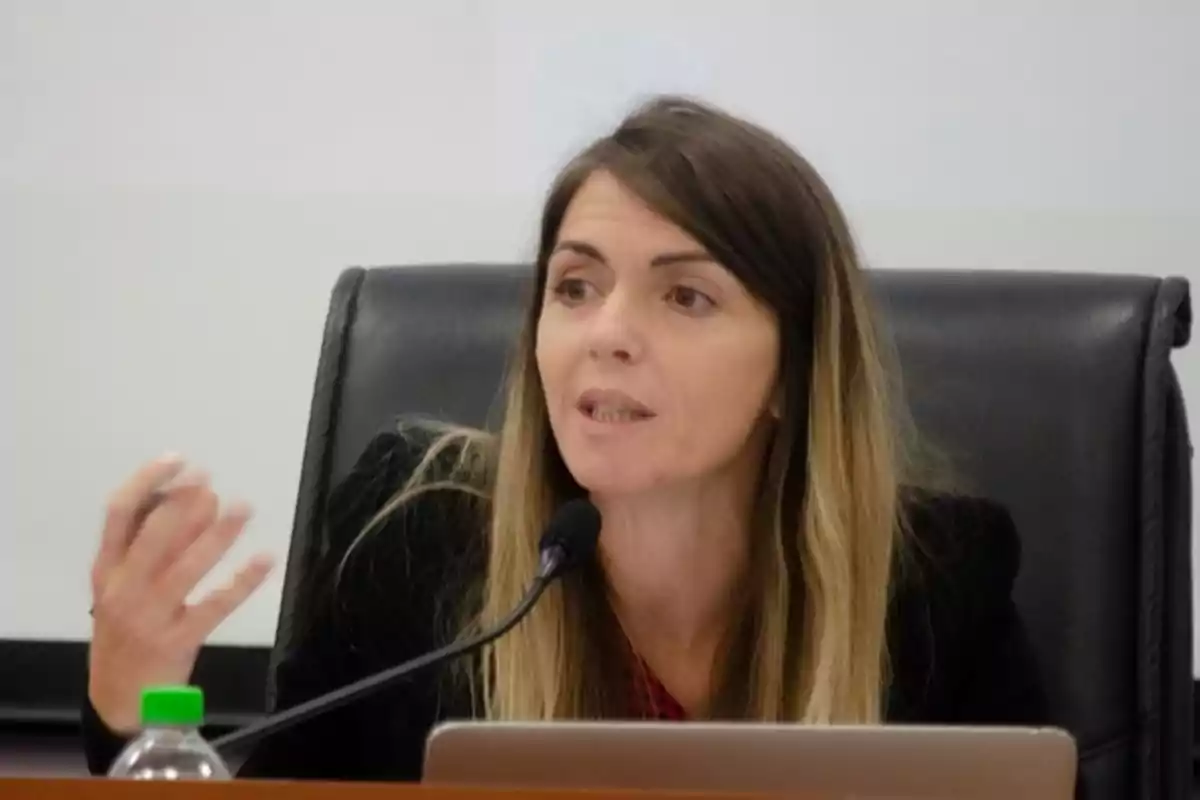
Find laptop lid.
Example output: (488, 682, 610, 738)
(423, 721, 1077, 799)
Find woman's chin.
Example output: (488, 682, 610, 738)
(560, 453, 670, 497)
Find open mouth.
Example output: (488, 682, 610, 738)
(576, 391, 656, 424)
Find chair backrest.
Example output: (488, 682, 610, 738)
(276, 264, 1194, 800)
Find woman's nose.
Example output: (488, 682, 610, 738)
(586, 294, 644, 364)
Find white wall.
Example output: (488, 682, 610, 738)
(2, 1, 1198, 672)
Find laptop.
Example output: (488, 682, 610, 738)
(423, 721, 1077, 799)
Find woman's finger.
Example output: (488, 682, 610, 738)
(178, 554, 275, 642)
(159, 503, 254, 605)
(93, 454, 186, 594)
(116, 477, 215, 589)
(94, 488, 167, 602)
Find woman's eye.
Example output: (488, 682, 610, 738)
(551, 277, 592, 305)
(667, 285, 716, 313)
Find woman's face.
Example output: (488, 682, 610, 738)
(536, 170, 780, 498)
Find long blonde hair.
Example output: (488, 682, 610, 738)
(363, 96, 917, 724)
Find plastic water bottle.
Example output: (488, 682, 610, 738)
(107, 685, 231, 780)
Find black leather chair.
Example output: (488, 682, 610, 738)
(274, 264, 1194, 800)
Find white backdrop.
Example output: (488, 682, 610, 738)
(2, 1, 1198, 673)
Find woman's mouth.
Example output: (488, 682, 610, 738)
(579, 402, 655, 423)
(576, 390, 656, 424)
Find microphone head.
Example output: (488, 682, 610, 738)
(537, 498, 601, 580)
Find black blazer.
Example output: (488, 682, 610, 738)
(83, 429, 1049, 781)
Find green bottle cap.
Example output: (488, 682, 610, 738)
(140, 685, 205, 727)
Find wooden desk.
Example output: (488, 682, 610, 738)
(0, 778, 789, 800)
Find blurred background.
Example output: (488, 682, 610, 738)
(1, 1, 1197, 675)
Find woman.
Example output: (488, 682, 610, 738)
(83, 95, 1047, 780)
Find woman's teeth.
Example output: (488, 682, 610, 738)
(586, 404, 649, 422)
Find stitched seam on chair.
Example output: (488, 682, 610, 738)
(312, 268, 367, 542)
(1160, 367, 1194, 800)
(1078, 709, 1162, 760)
(1134, 276, 1189, 799)
(293, 268, 365, 585)
(265, 267, 366, 710)
(1153, 278, 1194, 800)
(1080, 730, 1137, 761)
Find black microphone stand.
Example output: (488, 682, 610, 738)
(211, 573, 553, 754)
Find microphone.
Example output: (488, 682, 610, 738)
(210, 498, 601, 754)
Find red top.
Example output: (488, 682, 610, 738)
(628, 658, 687, 720)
